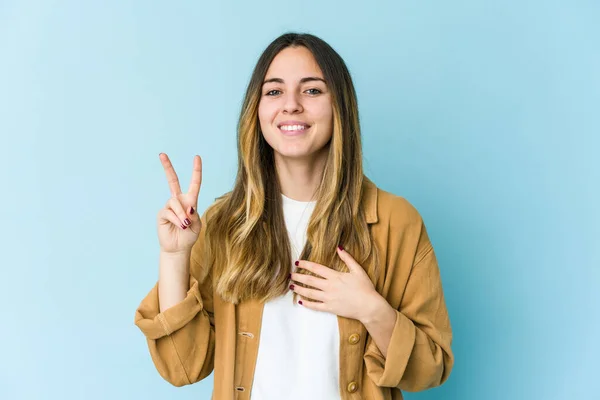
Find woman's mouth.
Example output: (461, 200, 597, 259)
(278, 121, 311, 136)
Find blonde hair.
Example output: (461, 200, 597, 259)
(205, 33, 378, 304)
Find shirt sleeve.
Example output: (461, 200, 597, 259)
(134, 213, 216, 387)
(364, 219, 454, 391)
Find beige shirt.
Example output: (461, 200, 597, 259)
(134, 178, 454, 399)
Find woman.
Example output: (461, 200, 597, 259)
(135, 32, 453, 399)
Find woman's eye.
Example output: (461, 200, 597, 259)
(305, 88, 322, 95)
(265, 89, 281, 96)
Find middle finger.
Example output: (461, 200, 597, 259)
(289, 284, 326, 302)
(159, 153, 182, 197)
(291, 272, 328, 291)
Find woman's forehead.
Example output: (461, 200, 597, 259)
(264, 47, 324, 82)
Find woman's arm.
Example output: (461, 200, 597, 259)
(134, 213, 216, 386)
(364, 239, 454, 392)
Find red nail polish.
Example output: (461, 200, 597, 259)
(338, 245, 344, 251)
(184, 218, 191, 226)
(289, 284, 295, 290)
(190, 207, 195, 215)
(181, 224, 187, 230)
(288, 273, 291, 279)
(295, 261, 299, 266)
(298, 300, 303, 305)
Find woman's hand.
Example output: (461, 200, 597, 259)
(290, 246, 384, 322)
(156, 153, 203, 254)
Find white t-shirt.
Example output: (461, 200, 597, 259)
(250, 194, 341, 399)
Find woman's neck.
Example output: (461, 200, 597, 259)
(275, 148, 328, 202)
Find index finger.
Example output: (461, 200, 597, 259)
(159, 153, 182, 197)
(187, 155, 202, 199)
(295, 260, 337, 280)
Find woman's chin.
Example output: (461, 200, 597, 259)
(273, 147, 314, 160)
(272, 141, 331, 162)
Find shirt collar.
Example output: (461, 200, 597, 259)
(362, 176, 378, 224)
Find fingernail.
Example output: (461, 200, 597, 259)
(338, 245, 344, 251)
(181, 224, 187, 230)
(288, 273, 291, 279)
(289, 284, 295, 290)
(190, 207, 195, 215)
(184, 218, 191, 226)
(294, 261, 299, 266)
(298, 300, 303, 305)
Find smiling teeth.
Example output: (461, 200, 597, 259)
(281, 125, 307, 131)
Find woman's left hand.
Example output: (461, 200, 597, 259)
(290, 246, 383, 322)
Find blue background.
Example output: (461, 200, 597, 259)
(1, 1, 598, 399)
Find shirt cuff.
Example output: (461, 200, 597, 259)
(134, 276, 204, 340)
(364, 309, 416, 388)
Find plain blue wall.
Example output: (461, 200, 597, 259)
(1, 1, 598, 399)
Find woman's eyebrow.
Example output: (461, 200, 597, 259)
(300, 77, 327, 84)
(262, 77, 327, 85)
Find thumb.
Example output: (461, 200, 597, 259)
(336, 246, 364, 274)
(187, 205, 202, 233)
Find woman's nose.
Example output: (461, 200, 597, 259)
(283, 92, 303, 114)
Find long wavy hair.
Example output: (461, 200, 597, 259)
(205, 32, 378, 304)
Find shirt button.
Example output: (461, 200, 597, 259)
(348, 333, 360, 345)
(347, 381, 358, 393)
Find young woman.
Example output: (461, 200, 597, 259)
(135, 33, 454, 399)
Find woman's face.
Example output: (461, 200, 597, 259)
(258, 46, 333, 162)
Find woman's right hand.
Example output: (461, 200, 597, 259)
(156, 153, 203, 254)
